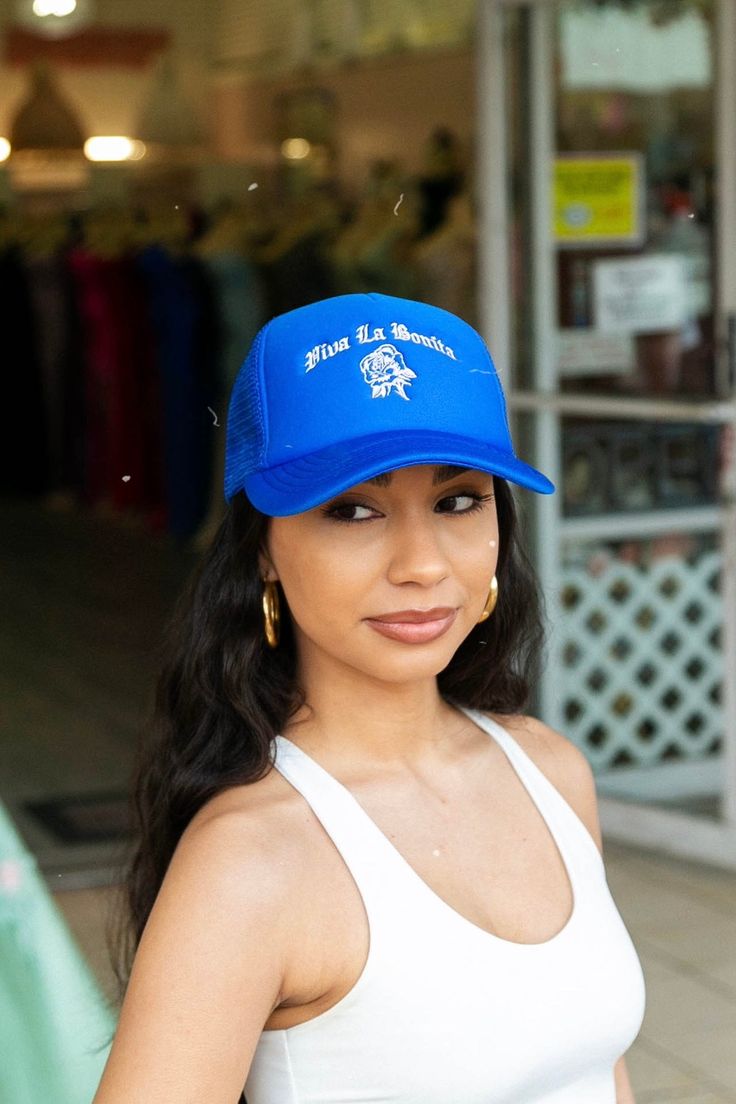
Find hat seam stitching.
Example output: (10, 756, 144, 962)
(256, 323, 270, 469)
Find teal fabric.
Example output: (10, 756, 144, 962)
(0, 801, 116, 1104)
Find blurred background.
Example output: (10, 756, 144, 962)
(1, 0, 736, 1100)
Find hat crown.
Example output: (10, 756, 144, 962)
(225, 293, 512, 497)
(224, 293, 554, 513)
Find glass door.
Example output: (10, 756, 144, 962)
(479, 0, 736, 868)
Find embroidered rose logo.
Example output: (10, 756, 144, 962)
(359, 343, 417, 401)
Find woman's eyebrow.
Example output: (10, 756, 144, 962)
(365, 465, 473, 488)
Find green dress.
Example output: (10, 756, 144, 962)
(0, 801, 116, 1104)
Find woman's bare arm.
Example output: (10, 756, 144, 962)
(93, 809, 293, 1104)
(614, 1054, 637, 1103)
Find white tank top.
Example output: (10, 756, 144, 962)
(243, 705, 646, 1104)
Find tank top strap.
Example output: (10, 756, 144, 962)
(455, 705, 606, 880)
(271, 734, 409, 929)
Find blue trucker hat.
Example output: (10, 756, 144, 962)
(224, 292, 554, 516)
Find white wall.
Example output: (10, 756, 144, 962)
(213, 46, 476, 191)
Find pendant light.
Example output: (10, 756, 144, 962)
(7, 63, 88, 196)
(14, 0, 94, 39)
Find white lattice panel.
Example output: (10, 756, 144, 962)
(558, 549, 723, 773)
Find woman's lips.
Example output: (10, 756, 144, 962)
(364, 609, 458, 643)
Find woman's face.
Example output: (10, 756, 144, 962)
(259, 463, 499, 684)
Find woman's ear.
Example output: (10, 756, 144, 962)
(257, 543, 276, 583)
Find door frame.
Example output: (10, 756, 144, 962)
(477, 0, 736, 869)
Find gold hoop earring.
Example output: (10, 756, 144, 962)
(477, 575, 498, 622)
(262, 579, 280, 648)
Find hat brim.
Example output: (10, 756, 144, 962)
(239, 430, 555, 516)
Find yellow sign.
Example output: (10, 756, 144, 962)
(553, 154, 643, 247)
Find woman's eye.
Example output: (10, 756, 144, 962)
(437, 493, 493, 514)
(326, 502, 375, 522)
(440, 495, 475, 512)
(322, 492, 492, 524)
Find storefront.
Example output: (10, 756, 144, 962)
(1, 0, 734, 876)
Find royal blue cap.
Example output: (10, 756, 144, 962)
(224, 292, 554, 516)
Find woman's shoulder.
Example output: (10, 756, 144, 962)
(482, 711, 604, 856)
(168, 764, 319, 954)
(184, 758, 308, 860)
(163, 762, 311, 926)
(485, 711, 584, 765)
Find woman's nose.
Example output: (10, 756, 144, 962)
(384, 518, 452, 585)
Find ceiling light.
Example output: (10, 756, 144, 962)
(16, 0, 93, 39)
(281, 137, 311, 160)
(33, 0, 77, 14)
(84, 136, 146, 162)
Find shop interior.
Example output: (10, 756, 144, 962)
(0, 0, 481, 887)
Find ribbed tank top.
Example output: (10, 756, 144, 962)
(243, 705, 646, 1104)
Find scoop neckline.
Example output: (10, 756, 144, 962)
(274, 704, 579, 950)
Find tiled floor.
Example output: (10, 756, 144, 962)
(5, 496, 736, 1100)
(601, 843, 736, 1102)
(51, 841, 736, 1102)
(0, 496, 197, 878)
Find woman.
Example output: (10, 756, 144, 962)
(97, 293, 645, 1103)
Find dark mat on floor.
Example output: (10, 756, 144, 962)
(24, 791, 133, 845)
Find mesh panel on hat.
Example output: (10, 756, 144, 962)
(226, 325, 268, 491)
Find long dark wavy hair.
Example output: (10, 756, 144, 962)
(105, 475, 547, 1034)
